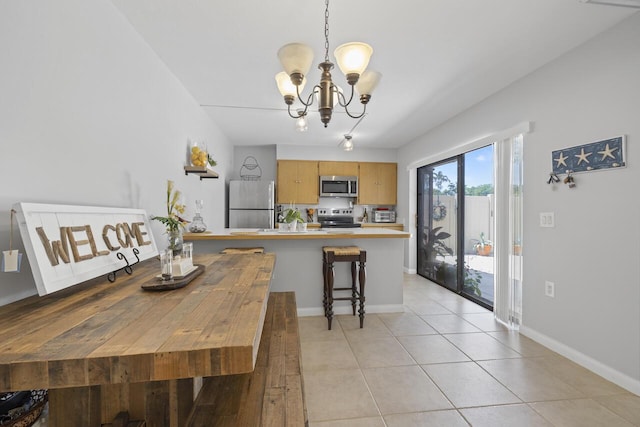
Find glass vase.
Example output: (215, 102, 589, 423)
(189, 199, 207, 233)
(167, 229, 184, 256)
(189, 140, 208, 168)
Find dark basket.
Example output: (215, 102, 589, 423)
(0, 390, 48, 427)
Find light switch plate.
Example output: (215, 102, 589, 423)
(539, 212, 555, 227)
(545, 281, 555, 298)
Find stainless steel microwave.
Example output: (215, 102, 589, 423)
(319, 176, 358, 197)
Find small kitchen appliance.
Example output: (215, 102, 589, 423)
(373, 209, 396, 223)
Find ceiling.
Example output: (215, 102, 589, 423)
(111, 0, 636, 150)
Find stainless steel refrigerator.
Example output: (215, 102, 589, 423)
(228, 180, 275, 228)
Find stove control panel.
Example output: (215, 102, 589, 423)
(317, 208, 353, 217)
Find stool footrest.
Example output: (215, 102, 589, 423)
(333, 295, 361, 302)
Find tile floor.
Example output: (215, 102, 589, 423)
(300, 274, 640, 426)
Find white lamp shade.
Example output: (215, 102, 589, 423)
(334, 42, 373, 76)
(343, 138, 354, 151)
(355, 70, 382, 95)
(278, 43, 314, 77)
(275, 71, 306, 97)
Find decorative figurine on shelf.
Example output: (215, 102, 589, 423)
(189, 200, 207, 233)
(152, 180, 189, 255)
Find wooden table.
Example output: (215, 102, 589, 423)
(0, 253, 275, 427)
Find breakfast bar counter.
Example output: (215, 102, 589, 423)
(185, 227, 410, 315)
(185, 227, 408, 240)
(0, 253, 275, 426)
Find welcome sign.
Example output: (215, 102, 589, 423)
(14, 203, 158, 296)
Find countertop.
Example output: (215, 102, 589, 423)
(184, 227, 409, 241)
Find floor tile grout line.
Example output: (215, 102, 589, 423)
(301, 274, 640, 426)
(336, 315, 388, 424)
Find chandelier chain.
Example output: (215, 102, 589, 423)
(324, 0, 330, 62)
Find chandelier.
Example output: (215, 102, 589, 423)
(275, 0, 381, 128)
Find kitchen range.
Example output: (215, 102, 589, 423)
(317, 208, 361, 228)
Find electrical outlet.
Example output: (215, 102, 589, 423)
(540, 212, 555, 227)
(545, 281, 555, 298)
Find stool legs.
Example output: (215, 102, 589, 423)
(322, 257, 328, 315)
(326, 259, 335, 330)
(350, 261, 357, 316)
(358, 258, 366, 328)
(322, 250, 366, 330)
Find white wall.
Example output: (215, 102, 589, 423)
(0, 0, 232, 305)
(231, 145, 277, 182)
(398, 14, 640, 392)
(277, 144, 397, 163)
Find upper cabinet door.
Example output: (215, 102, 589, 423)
(277, 160, 319, 205)
(358, 162, 397, 205)
(318, 161, 359, 177)
(376, 163, 397, 205)
(357, 162, 378, 205)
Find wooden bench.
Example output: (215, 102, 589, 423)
(185, 291, 307, 426)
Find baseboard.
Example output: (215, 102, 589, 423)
(297, 304, 405, 317)
(404, 267, 417, 274)
(520, 326, 640, 395)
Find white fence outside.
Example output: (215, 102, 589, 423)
(431, 195, 494, 254)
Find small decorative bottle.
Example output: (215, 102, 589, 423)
(189, 200, 207, 233)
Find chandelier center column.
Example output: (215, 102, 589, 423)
(318, 61, 334, 127)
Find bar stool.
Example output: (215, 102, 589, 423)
(322, 246, 366, 330)
(220, 247, 264, 254)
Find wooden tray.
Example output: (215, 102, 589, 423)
(141, 264, 205, 291)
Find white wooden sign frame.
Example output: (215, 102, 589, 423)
(13, 203, 158, 296)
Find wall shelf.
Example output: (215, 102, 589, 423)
(184, 165, 219, 180)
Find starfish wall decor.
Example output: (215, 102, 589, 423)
(551, 136, 625, 175)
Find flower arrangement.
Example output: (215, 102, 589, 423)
(282, 206, 303, 224)
(152, 180, 188, 232)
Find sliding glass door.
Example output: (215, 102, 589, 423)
(417, 158, 460, 292)
(462, 146, 495, 307)
(417, 146, 495, 309)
